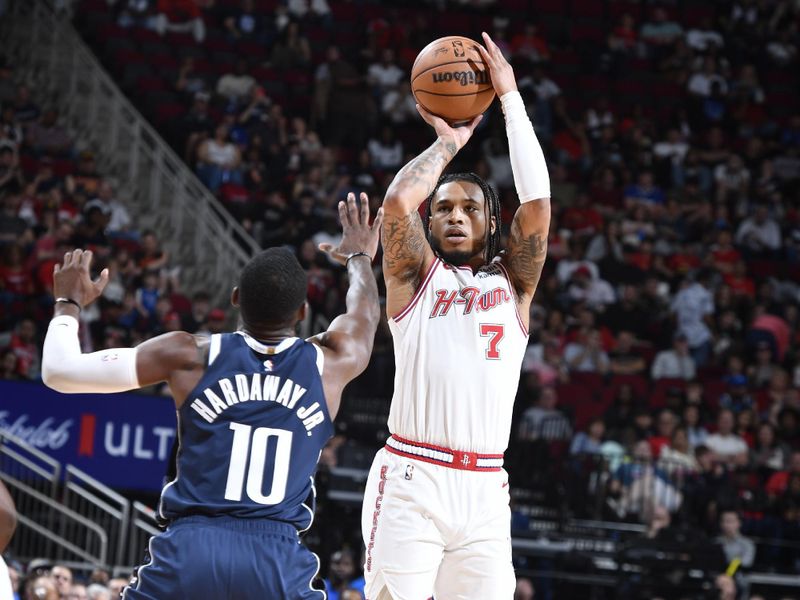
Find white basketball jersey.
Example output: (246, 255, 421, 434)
(388, 257, 529, 454)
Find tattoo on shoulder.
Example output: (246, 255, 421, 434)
(507, 219, 548, 290)
(382, 211, 427, 279)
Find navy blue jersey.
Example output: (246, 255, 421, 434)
(159, 332, 334, 531)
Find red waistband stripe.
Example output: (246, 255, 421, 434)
(385, 435, 504, 472)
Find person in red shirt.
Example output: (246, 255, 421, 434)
(8, 318, 38, 379)
(766, 450, 800, 497)
(561, 192, 604, 238)
(710, 229, 741, 274)
(511, 24, 550, 63)
(0, 243, 33, 298)
(723, 260, 755, 299)
(649, 408, 678, 458)
(666, 242, 702, 276)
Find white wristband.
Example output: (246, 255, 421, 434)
(500, 91, 551, 203)
(42, 315, 140, 394)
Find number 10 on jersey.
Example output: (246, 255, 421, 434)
(225, 423, 292, 505)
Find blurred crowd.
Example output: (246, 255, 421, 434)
(1, 0, 800, 596)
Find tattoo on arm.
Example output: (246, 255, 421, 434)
(387, 138, 458, 200)
(507, 217, 548, 294)
(382, 211, 428, 282)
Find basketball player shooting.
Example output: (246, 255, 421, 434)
(40, 194, 383, 600)
(361, 33, 551, 600)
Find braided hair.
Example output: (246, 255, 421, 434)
(424, 172, 502, 263)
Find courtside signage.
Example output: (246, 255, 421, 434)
(0, 380, 175, 491)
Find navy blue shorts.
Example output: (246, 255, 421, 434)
(123, 516, 324, 600)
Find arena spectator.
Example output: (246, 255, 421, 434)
(609, 330, 646, 376)
(716, 510, 755, 569)
(766, 451, 800, 498)
(519, 386, 572, 442)
(215, 59, 256, 104)
(649, 410, 679, 459)
(68, 584, 88, 600)
(269, 21, 311, 70)
(650, 333, 696, 380)
(513, 577, 535, 600)
(153, 0, 205, 43)
(564, 327, 610, 374)
(706, 410, 749, 466)
(223, 0, 265, 41)
(511, 23, 549, 63)
(640, 7, 683, 53)
(735, 204, 782, 257)
(50, 565, 72, 599)
(196, 124, 243, 192)
(671, 271, 714, 366)
(323, 549, 364, 600)
(570, 418, 605, 455)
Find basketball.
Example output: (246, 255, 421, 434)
(410, 36, 495, 123)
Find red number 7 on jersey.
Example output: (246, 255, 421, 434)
(480, 323, 505, 360)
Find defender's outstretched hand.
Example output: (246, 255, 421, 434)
(478, 32, 518, 97)
(416, 104, 482, 151)
(53, 249, 109, 308)
(319, 192, 384, 265)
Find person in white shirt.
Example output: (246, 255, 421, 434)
(567, 265, 616, 311)
(216, 59, 256, 103)
(670, 270, 714, 366)
(368, 49, 404, 97)
(687, 56, 728, 97)
(564, 327, 610, 374)
(685, 19, 724, 52)
(736, 205, 782, 255)
(367, 125, 403, 171)
(651, 333, 697, 380)
(706, 409, 749, 465)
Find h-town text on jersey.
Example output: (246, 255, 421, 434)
(430, 286, 512, 318)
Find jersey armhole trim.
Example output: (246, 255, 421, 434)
(313, 344, 324, 376)
(496, 261, 530, 337)
(391, 258, 440, 323)
(208, 334, 221, 365)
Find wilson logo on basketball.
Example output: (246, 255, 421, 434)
(431, 70, 489, 87)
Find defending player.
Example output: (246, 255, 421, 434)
(41, 194, 382, 599)
(361, 33, 551, 599)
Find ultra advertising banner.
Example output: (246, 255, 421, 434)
(0, 380, 176, 492)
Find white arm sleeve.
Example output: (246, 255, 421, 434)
(500, 90, 551, 202)
(42, 315, 140, 394)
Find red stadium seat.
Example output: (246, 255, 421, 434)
(682, 6, 716, 28)
(136, 75, 168, 93)
(650, 378, 687, 408)
(609, 374, 649, 400)
(51, 158, 76, 178)
(154, 102, 185, 125)
(571, 0, 605, 19)
(570, 24, 606, 44)
(536, 0, 568, 16)
(569, 372, 605, 393)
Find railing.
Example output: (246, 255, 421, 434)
(122, 501, 160, 573)
(0, 433, 107, 564)
(62, 466, 130, 568)
(2, 0, 260, 306)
